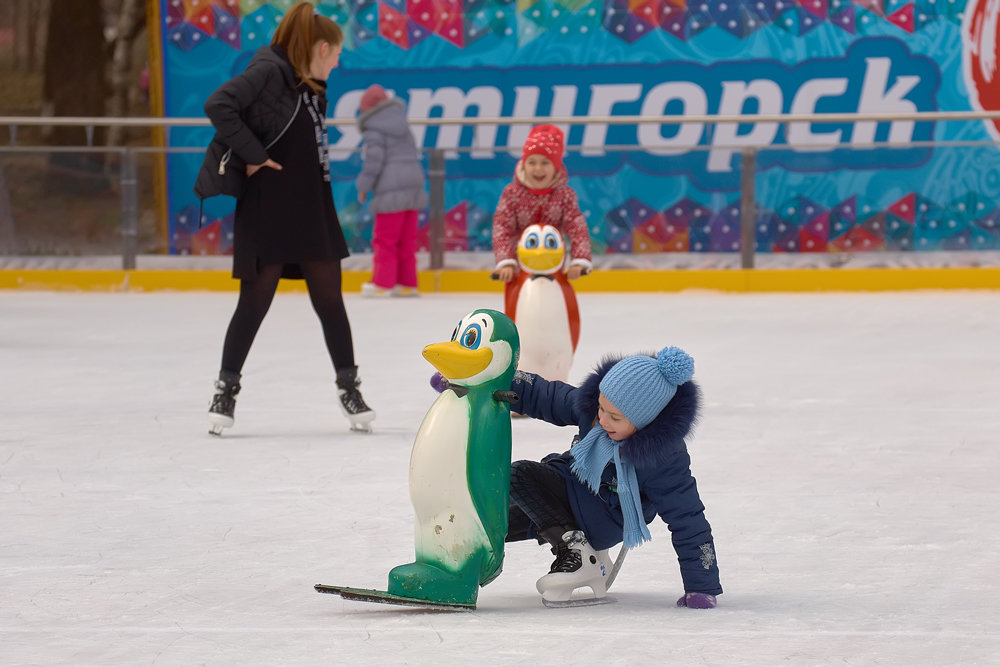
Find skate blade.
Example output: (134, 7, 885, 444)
(207, 413, 233, 435)
(542, 595, 616, 609)
(350, 422, 373, 433)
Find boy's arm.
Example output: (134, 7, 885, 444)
(355, 131, 386, 197)
(509, 370, 582, 427)
(644, 452, 723, 596)
(492, 185, 519, 269)
(203, 64, 272, 166)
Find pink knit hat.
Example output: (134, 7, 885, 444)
(360, 84, 389, 113)
(521, 124, 565, 173)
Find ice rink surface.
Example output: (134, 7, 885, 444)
(2, 288, 999, 666)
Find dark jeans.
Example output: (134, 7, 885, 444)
(506, 459, 577, 544)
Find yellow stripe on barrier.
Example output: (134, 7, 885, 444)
(1, 267, 999, 292)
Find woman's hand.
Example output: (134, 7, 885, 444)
(246, 158, 282, 177)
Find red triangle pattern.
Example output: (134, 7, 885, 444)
(886, 3, 915, 33)
(888, 193, 916, 223)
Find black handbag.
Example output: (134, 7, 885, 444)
(194, 136, 247, 200)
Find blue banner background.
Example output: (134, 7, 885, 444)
(159, 0, 1000, 255)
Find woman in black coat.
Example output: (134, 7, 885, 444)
(197, 2, 374, 435)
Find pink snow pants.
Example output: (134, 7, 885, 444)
(371, 209, 419, 289)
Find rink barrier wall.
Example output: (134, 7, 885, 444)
(1, 267, 999, 292)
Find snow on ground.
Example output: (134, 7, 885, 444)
(1, 289, 998, 665)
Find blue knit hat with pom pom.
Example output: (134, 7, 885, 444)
(599, 346, 694, 430)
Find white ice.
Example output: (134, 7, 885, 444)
(2, 289, 998, 665)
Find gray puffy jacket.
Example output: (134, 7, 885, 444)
(356, 99, 429, 214)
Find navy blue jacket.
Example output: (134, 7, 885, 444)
(510, 356, 722, 595)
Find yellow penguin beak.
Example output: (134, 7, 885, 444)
(423, 340, 494, 380)
(517, 246, 563, 273)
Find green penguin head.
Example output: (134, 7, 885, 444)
(422, 309, 520, 389)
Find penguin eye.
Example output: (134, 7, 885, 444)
(460, 324, 482, 350)
(544, 232, 558, 249)
(524, 233, 539, 249)
(450, 323, 460, 342)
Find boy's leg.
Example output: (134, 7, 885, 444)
(505, 503, 536, 543)
(510, 460, 609, 601)
(371, 211, 404, 289)
(509, 460, 577, 543)
(397, 209, 419, 289)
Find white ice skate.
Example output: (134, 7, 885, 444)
(360, 282, 391, 298)
(536, 531, 627, 608)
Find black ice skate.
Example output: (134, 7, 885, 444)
(336, 366, 375, 433)
(535, 530, 614, 607)
(207, 370, 241, 436)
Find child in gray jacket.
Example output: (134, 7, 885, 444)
(356, 85, 429, 297)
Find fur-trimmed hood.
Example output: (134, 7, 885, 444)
(572, 353, 701, 469)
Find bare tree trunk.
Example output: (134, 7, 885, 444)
(107, 0, 145, 146)
(0, 163, 17, 255)
(26, 0, 45, 72)
(12, 0, 23, 70)
(43, 0, 106, 162)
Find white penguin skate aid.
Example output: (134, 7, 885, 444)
(536, 531, 629, 608)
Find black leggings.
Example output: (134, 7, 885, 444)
(220, 260, 355, 374)
(506, 459, 577, 543)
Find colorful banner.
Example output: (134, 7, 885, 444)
(158, 0, 1000, 256)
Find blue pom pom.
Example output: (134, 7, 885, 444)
(657, 346, 694, 385)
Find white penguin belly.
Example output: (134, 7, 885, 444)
(409, 391, 490, 571)
(515, 278, 574, 381)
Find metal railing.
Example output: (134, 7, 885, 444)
(3, 110, 1000, 270)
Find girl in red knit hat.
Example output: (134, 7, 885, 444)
(492, 124, 593, 283)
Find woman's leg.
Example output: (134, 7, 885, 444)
(300, 260, 374, 429)
(220, 264, 283, 373)
(299, 260, 355, 371)
(208, 264, 282, 434)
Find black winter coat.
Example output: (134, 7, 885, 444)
(510, 357, 723, 595)
(196, 46, 348, 280)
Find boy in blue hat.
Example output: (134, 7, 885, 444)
(505, 346, 722, 607)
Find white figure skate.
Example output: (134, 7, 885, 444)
(536, 530, 627, 608)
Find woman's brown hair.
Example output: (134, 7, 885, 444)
(271, 2, 344, 93)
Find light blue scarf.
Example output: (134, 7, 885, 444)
(570, 427, 651, 548)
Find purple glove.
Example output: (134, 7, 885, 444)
(430, 372, 448, 393)
(676, 592, 717, 609)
